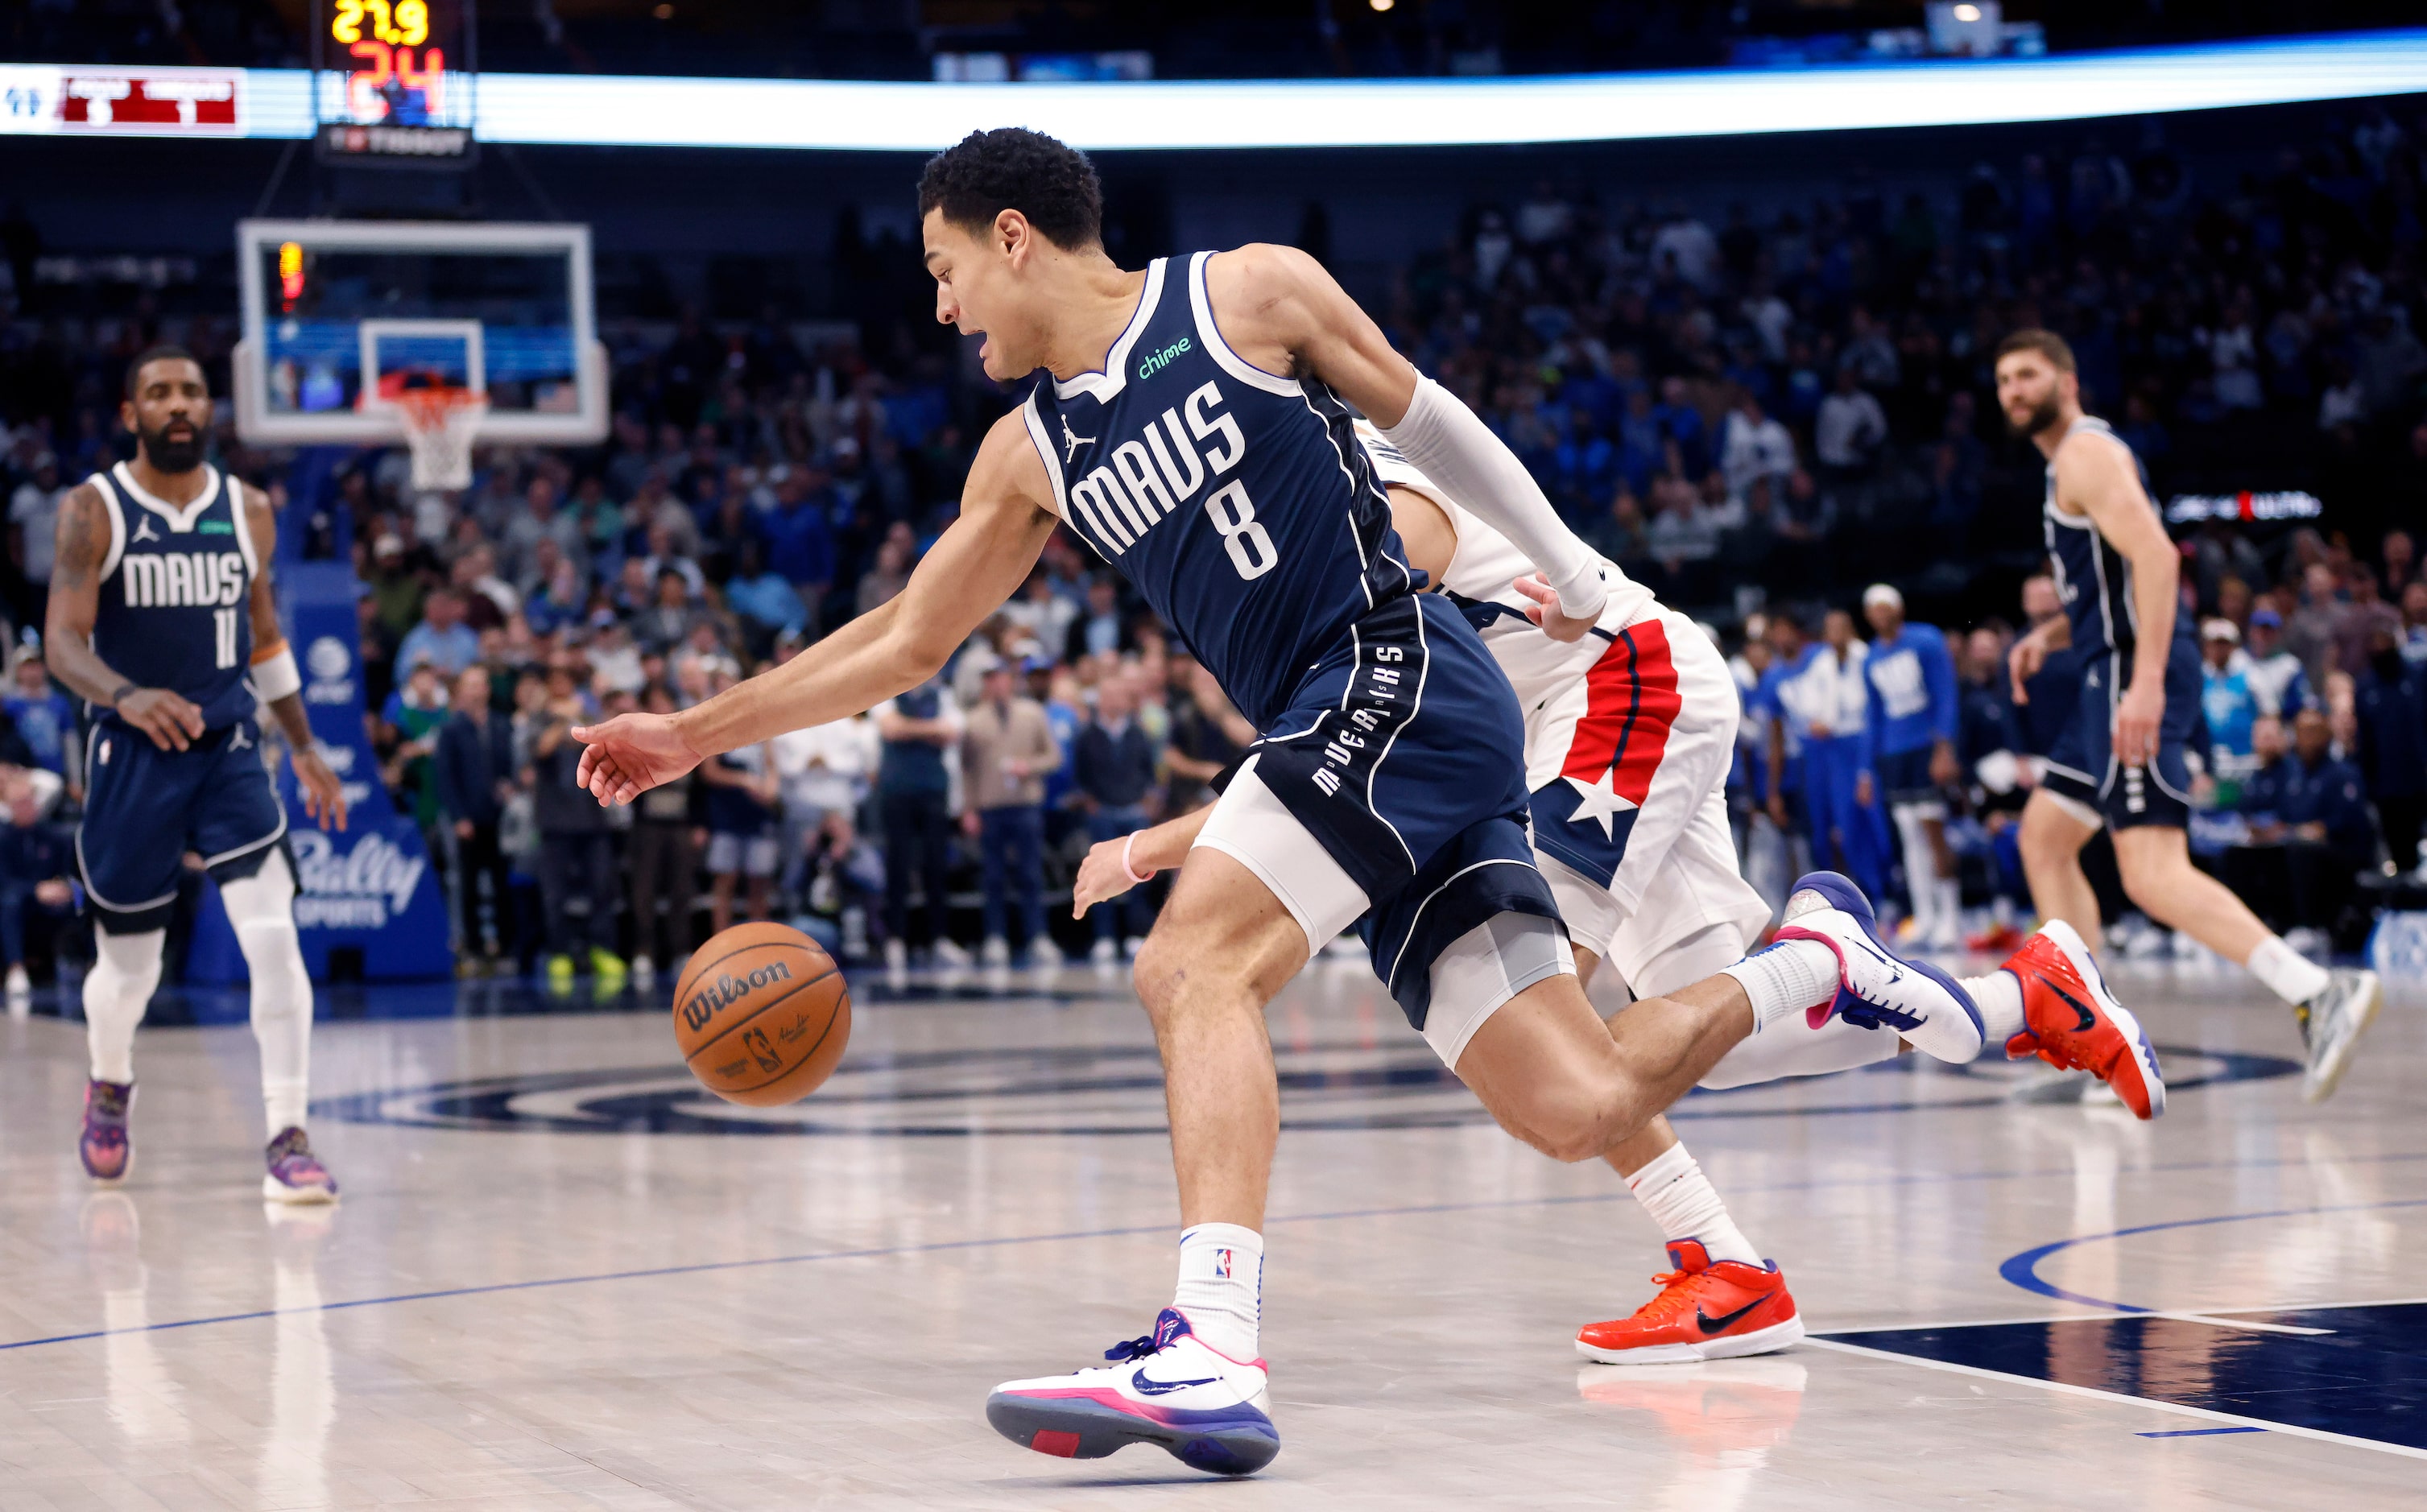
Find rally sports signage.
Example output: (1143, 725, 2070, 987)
(187, 561, 451, 983)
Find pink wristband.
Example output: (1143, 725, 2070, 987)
(1121, 831, 1152, 886)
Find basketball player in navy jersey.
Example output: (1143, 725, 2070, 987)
(1996, 329, 2379, 1101)
(573, 129, 1978, 1474)
(48, 347, 349, 1200)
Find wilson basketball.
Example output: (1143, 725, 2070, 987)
(672, 923, 850, 1105)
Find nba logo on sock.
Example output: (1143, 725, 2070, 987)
(1214, 1249, 1232, 1279)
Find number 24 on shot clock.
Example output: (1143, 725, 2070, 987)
(329, 0, 450, 122)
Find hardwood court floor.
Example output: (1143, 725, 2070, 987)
(0, 953, 2420, 1509)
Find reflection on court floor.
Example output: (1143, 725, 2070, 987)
(0, 960, 2419, 1506)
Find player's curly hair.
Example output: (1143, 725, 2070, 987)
(917, 128, 1102, 250)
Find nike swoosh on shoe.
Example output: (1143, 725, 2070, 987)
(2036, 973, 2098, 1032)
(1132, 1370, 1220, 1396)
(1695, 1297, 1769, 1334)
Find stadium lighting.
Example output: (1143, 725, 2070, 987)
(4, 29, 2426, 151)
(1954, 3, 1983, 22)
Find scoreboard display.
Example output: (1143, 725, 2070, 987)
(313, 0, 477, 167)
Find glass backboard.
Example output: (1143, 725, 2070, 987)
(233, 219, 606, 445)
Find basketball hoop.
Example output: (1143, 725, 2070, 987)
(395, 386, 489, 493)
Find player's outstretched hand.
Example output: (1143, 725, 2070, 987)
(1509, 573, 1596, 642)
(294, 746, 349, 832)
(571, 713, 703, 806)
(117, 688, 205, 752)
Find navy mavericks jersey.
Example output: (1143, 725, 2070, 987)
(2043, 417, 2184, 657)
(1023, 253, 1417, 729)
(85, 461, 258, 729)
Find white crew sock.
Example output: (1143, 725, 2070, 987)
(1719, 940, 1841, 1031)
(1624, 1142, 1760, 1266)
(224, 855, 315, 1136)
(2245, 934, 2331, 1008)
(85, 928, 166, 1084)
(1962, 969, 2027, 1056)
(1699, 1010, 1903, 1086)
(1173, 1222, 1263, 1361)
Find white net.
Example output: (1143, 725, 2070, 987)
(397, 389, 489, 493)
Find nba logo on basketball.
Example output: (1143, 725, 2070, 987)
(1214, 1249, 1232, 1279)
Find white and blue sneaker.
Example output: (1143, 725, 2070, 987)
(1775, 871, 1985, 1064)
(986, 1308, 1280, 1477)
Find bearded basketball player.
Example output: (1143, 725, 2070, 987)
(50, 346, 349, 1201)
(1997, 328, 2379, 1101)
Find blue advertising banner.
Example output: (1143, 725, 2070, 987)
(185, 561, 452, 982)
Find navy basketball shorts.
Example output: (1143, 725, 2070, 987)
(2040, 639, 2202, 832)
(77, 715, 288, 932)
(1872, 746, 1945, 814)
(1191, 593, 1567, 1065)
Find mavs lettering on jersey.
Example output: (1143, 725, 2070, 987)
(118, 548, 249, 609)
(84, 461, 258, 729)
(1023, 254, 1415, 730)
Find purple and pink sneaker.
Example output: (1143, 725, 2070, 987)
(263, 1126, 339, 1204)
(80, 1079, 134, 1183)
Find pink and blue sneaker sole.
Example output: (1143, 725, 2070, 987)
(986, 1389, 1280, 1477)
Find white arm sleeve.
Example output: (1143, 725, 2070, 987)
(1375, 375, 1606, 622)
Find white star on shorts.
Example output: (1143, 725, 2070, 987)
(1563, 768, 1638, 840)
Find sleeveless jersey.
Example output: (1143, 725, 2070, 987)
(2043, 416, 2179, 656)
(1353, 421, 1656, 713)
(1022, 253, 1415, 730)
(85, 461, 258, 729)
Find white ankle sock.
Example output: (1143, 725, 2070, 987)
(1962, 969, 2026, 1056)
(1173, 1223, 1262, 1361)
(1626, 1142, 1760, 1266)
(1719, 939, 1841, 1031)
(2245, 935, 2330, 1007)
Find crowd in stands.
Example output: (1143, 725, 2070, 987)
(1732, 531, 2426, 968)
(2, 103, 2426, 987)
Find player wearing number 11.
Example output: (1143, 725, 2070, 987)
(48, 347, 351, 1202)
(573, 128, 1980, 1476)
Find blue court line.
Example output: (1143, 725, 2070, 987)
(1999, 1198, 2427, 1312)
(2139, 1427, 2266, 1438)
(13, 1157, 2427, 1355)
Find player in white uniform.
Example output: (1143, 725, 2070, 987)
(1077, 424, 2164, 1362)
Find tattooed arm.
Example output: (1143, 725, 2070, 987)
(44, 482, 205, 753)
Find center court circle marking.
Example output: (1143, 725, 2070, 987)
(316, 1042, 2296, 1138)
(1999, 1197, 2427, 1312)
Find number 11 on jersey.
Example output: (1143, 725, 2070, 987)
(215, 606, 241, 669)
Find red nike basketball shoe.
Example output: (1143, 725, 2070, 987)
(1998, 919, 2166, 1120)
(1575, 1240, 1805, 1365)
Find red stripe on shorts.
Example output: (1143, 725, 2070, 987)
(1558, 617, 1681, 804)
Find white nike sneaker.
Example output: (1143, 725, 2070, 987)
(1774, 871, 1984, 1064)
(986, 1308, 1279, 1477)
(2300, 968, 2382, 1103)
